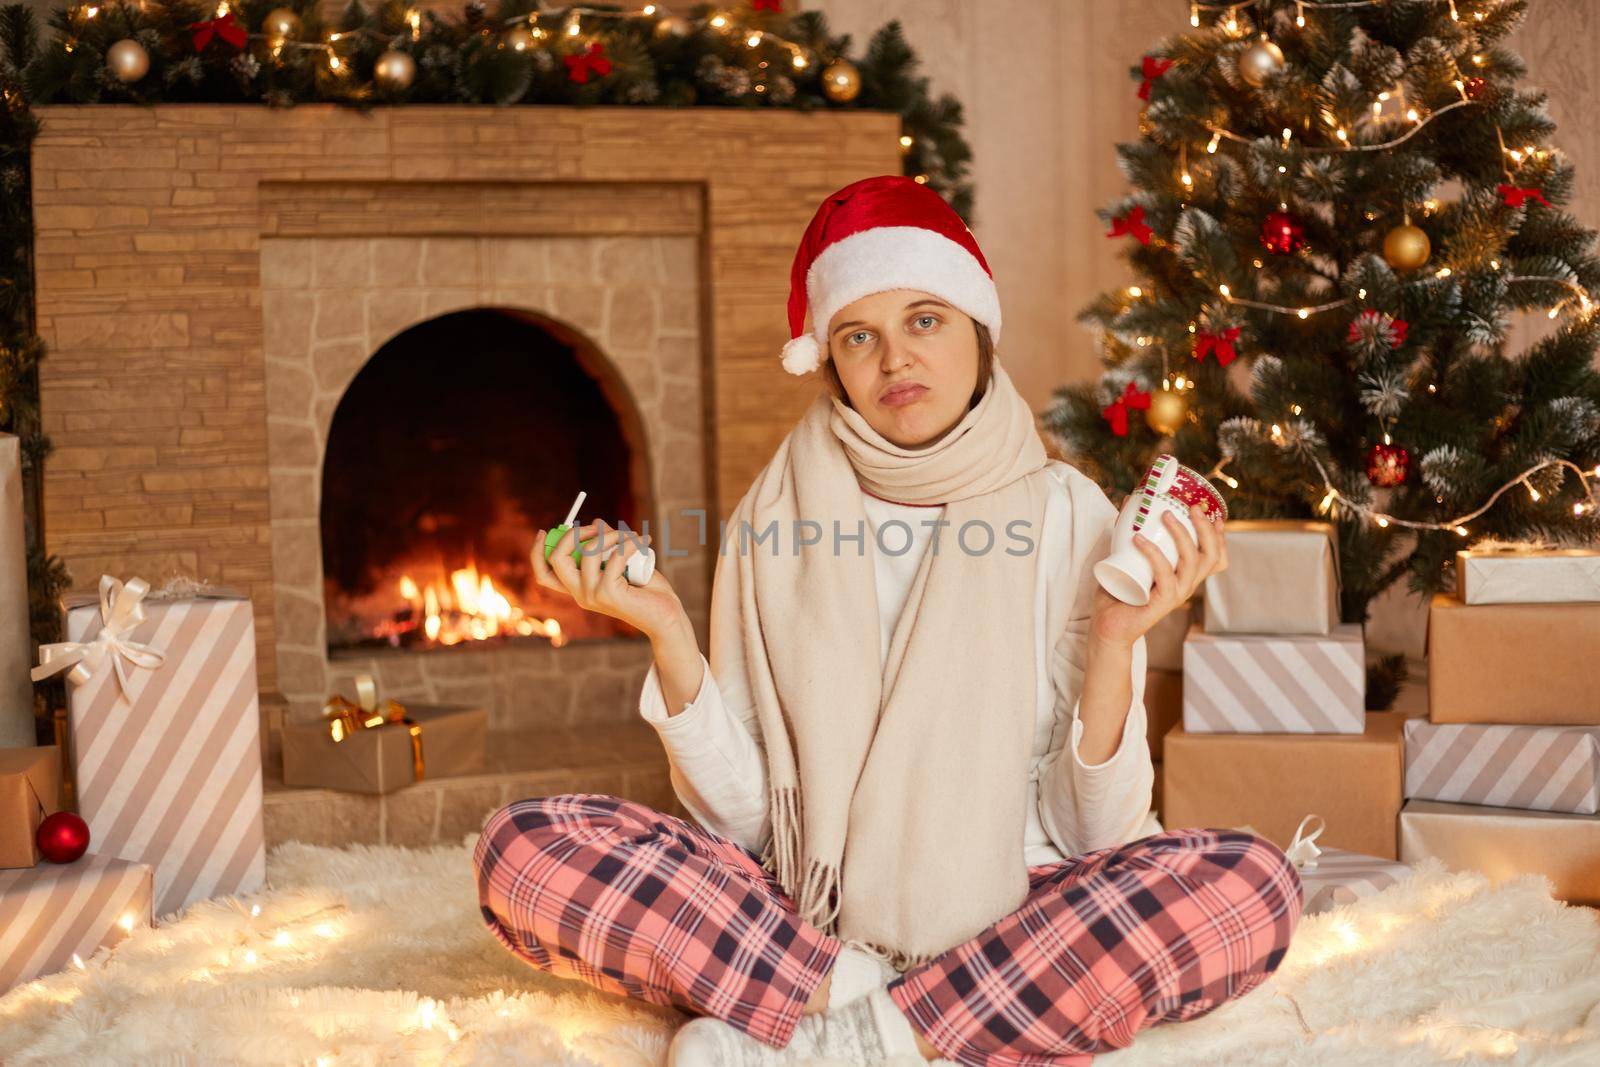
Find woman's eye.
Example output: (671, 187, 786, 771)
(848, 330, 872, 346)
(914, 314, 939, 329)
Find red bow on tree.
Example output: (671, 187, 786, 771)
(1137, 55, 1174, 101)
(1193, 326, 1241, 366)
(1347, 309, 1409, 348)
(1101, 381, 1152, 437)
(189, 10, 247, 52)
(1497, 183, 1549, 209)
(564, 42, 613, 84)
(752, 0, 784, 9)
(1107, 205, 1152, 245)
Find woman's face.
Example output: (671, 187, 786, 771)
(827, 289, 980, 449)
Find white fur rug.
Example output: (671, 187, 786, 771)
(2, 839, 1599, 1066)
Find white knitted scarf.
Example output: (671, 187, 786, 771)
(708, 360, 1056, 971)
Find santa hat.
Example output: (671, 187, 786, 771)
(780, 175, 1001, 376)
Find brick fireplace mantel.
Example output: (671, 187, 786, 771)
(29, 104, 901, 719)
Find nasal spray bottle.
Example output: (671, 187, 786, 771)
(541, 490, 656, 586)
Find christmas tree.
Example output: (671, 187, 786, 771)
(1046, 0, 1600, 704)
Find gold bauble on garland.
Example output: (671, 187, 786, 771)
(1238, 37, 1285, 88)
(262, 7, 302, 43)
(106, 38, 149, 83)
(654, 15, 692, 38)
(1145, 388, 1189, 436)
(822, 59, 860, 102)
(1382, 223, 1431, 271)
(374, 50, 416, 91)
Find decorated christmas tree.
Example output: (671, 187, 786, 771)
(1046, 0, 1600, 701)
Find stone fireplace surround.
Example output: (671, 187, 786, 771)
(29, 104, 902, 758)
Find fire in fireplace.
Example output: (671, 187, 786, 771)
(320, 307, 647, 652)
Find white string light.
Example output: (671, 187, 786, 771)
(1206, 454, 1600, 536)
(1204, 98, 1477, 155)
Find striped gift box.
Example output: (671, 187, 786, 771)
(1298, 846, 1412, 915)
(0, 853, 152, 994)
(1182, 622, 1365, 733)
(64, 586, 266, 917)
(1404, 718, 1600, 815)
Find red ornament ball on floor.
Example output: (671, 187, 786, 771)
(37, 811, 91, 864)
(1366, 442, 1410, 488)
(1260, 210, 1305, 254)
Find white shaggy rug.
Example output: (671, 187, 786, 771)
(2, 839, 1599, 1066)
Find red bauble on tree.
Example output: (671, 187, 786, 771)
(1463, 76, 1490, 101)
(1259, 210, 1306, 254)
(36, 811, 91, 864)
(1365, 442, 1410, 487)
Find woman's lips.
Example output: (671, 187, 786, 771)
(880, 383, 928, 407)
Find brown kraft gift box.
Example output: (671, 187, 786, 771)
(281, 704, 487, 794)
(1161, 712, 1404, 860)
(0, 746, 61, 868)
(1427, 594, 1600, 725)
(1145, 669, 1182, 762)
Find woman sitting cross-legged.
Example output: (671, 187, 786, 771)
(474, 175, 1303, 1067)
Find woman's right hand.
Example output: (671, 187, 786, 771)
(533, 519, 686, 639)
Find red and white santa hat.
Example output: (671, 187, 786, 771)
(780, 175, 1001, 376)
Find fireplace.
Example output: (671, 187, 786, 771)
(320, 307, 643, 652)
(27, 103, 902, 747)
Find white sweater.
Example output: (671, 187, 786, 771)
(638, 459, 1163, 869)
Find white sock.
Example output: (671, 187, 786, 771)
(864, 985, 924, 1060)
(828, 944, 895, 1011)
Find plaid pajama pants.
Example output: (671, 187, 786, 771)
(474, 793, 1302, 1066)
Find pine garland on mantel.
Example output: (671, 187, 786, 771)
(0, 0, 975, 730)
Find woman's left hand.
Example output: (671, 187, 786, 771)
(1090, 504, 1228, 650)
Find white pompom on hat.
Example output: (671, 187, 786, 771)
(780, 175, 1002, 376)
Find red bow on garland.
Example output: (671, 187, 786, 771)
(1107, 205, 1153, 245)
(189, 10, 247, 52)
(1101, 381, 1152, 437)
(1193, 326, 1241, 366)
(564, 42, 613, 84)
(752, 0, 784, 9)
(1137, 55, 1173, 101)
(1497, 183, 1549, 209)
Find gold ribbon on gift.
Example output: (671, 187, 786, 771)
(31, 575, 168, 701)
(1285, 813, 1326, 872)
(321, 673, 425, 782)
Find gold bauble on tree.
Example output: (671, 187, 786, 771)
(1382, 223, 1431, 271)
(822, 59, 860, 102)
(262, 7, 302, 43)
(374, 50, 416, 91)
(653, 14, 692, 38)
(106, 38, 149, 83)
(1145, 388, 1189, 436)
(1238, 36, 1285, 88)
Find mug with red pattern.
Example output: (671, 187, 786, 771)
(1093, 453, 1227, 606)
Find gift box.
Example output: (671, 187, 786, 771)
(1144, 599, 1196, 672)
(1182, 621, 1365, 733)
(1162, 713, 1405, 859)
(0, 853, 152, 994)
(0, 746, 60, 868)
(1399, 798, 1600, 907)
(1298, 845, 1412, 915)
(34, 576, 267, 917)
(1404, 718, 1600, 815)
(1145, 668, 1182, 761)
(1455, 547, 1600, 605)
(0, 435, 33, 748)
(281, 703, 487, 794)
(1427, 594, 1600, 725)
(1202, 520, 1340, 635)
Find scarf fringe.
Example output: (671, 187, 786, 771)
(759, 784, 943, 974)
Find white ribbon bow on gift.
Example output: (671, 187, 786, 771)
(32, 575, 168, 700)
(1284, 813, 1326, 872)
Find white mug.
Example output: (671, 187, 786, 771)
(1093, 453, 1227, 605)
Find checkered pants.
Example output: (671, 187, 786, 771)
(474, 793, 1302, 1066)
